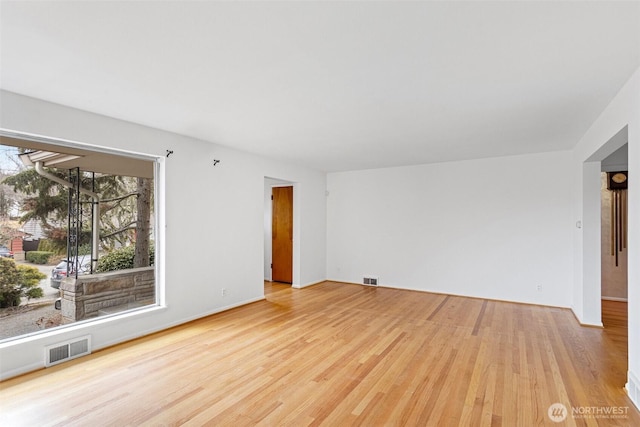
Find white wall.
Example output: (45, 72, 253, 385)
(0, 90, 327, 379)
(601, 143, 628, 173)
(327, 151, 574, 307)
(571, 66, 640, 408)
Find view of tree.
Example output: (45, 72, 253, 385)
(4, 168, 67, 227)
(134, 177, 151, 268)
(97, 174, 149, 250)
(1, 170, 24, 246)
(1, 171, 23, 220)
(0, 145, 153, 266)
(0, 187, 14, 219)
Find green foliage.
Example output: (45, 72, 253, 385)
(96, 246, 134, 272)
(24, 286, 44, 300)
(0, 258, 46, 307)
(97, 243, 154, 273)
(4, 154, 153, 267)
(0, 258, 21, 307)
(26, 251, 54, 265)
(0, 187, 15, 218)
(17, 265, 45, 301)
(4, 167, 147, 249)
(78, 243, 92, 256)
(42, 228, 93, 255)
(43, 227, 68, 252)
(38, 238, 66, 255)
(3, 168, 68, 226)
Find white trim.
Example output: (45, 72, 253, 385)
(570, 306, 604, 327)
(627, 370, 640, 411)
(601, 296, 628, 302)
(93, 296, 266, 353)
(0, 305, 167, 350)
(329, 279, 581, 312)
(0, 128, 158, 161)
(155, 157, 166, 307)
(601, 162, 628, 172)
(0, 361, 44, 382)
(293, 280, 325, 289)
(0, 296, 265, 381)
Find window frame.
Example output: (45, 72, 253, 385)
(0, 128, 165, 344)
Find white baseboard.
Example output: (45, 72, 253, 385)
(569, 306, 603, 327)
(627, 371, 640, 412)
(0, 361, 44, 382)
(94, 296, 266, 360)
(293, 280, 325, 289)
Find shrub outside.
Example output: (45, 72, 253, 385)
(25, 251, 54, 265)
(0, 258, 46, 307)
(96, 244, 155, 273)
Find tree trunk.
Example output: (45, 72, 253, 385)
(134, 177, 151, 268)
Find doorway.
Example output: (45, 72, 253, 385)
(599, 146, 628, 371)
(264, 177, 297, 286)
(582, 126, 628, 326)
(600, 149, 628, 303)
(583, 129, 629, 387)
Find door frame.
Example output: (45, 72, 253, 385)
(582, 126, 628, 326)
(264, 177, 300, 287)
(600, 145, 629, 303)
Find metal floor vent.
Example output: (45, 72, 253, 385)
(45, 335, 91, 367)
(363, 277, 379, 286)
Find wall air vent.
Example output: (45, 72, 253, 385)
(45, 335, 91, 367)
(363, 276, 379, 286)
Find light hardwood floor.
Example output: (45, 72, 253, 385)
(1, 282, 637, 426)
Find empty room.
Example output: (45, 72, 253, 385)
(1, 1, 639, 425)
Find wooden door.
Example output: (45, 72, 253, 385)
(272, 186, 293, 283)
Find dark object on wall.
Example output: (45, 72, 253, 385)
(607, 171, 628, 190)
(607, 171, 628, 267)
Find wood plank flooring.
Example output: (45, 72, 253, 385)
(1, 282, 638, 426)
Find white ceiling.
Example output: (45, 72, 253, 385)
(1, 1, 639, 172)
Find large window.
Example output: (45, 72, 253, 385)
(0, 131, 159, 341)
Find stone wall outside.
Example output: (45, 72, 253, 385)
(60, 267, 155, 322)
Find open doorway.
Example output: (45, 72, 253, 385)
(601, 144, 628, 303)
(600, 145, 628, 358)
(264, 177, 295, 286)
(582, 126, 628, 327)
(583, 128, 629, 386)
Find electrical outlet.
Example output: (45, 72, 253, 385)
(536, 284, 542, 292)
(221, 288, 227, 297)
